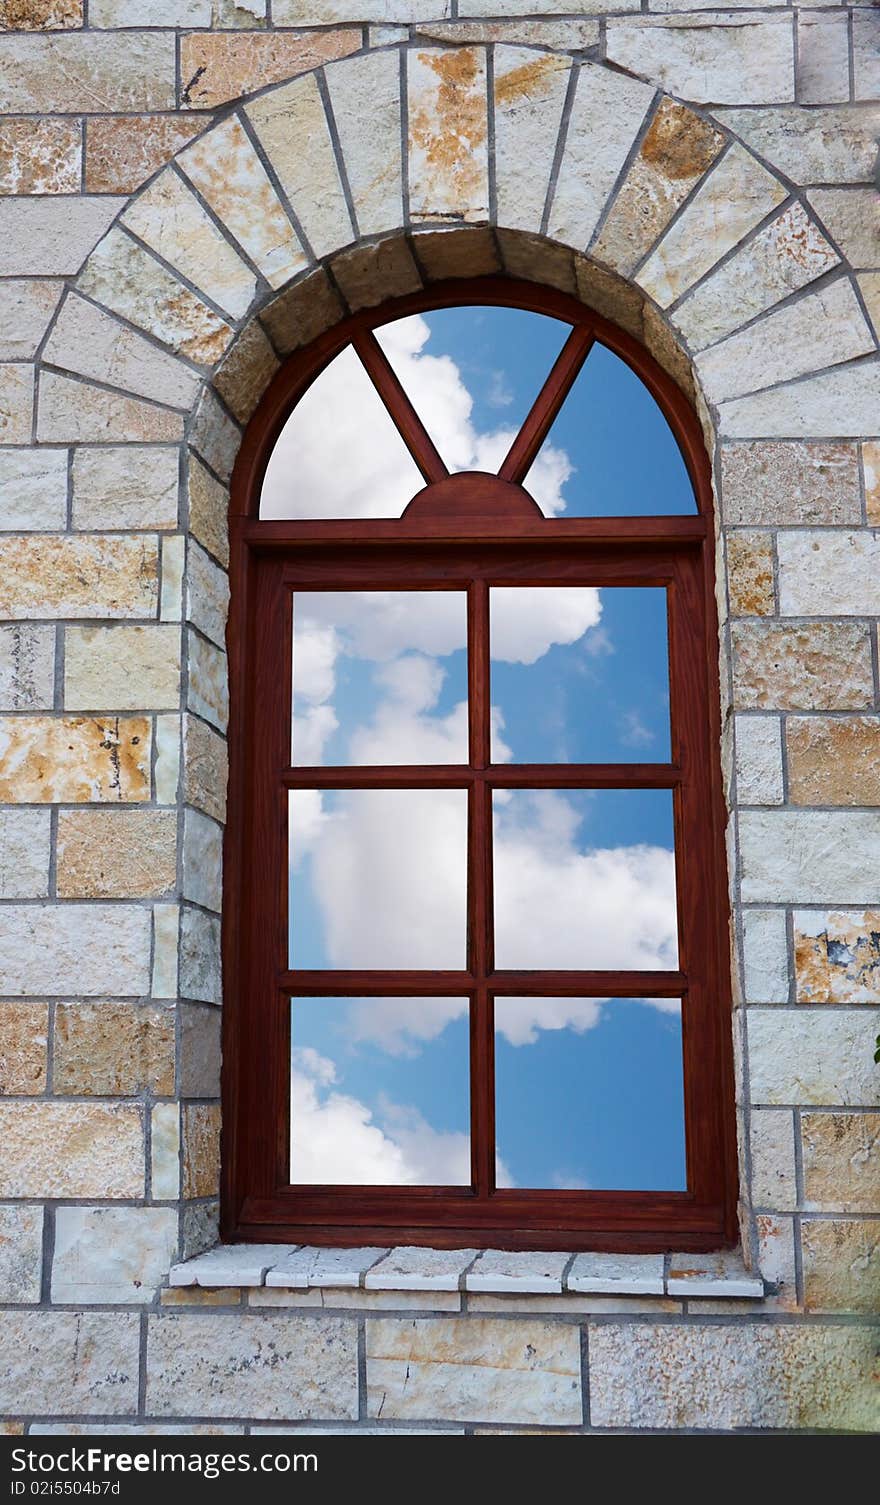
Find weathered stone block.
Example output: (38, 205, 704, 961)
(0, 534, 159, 621)
(260, 269, 344, 358)
(0, 1102, 144, 1196)
(0, 363, 34, 444)
(185, 540, 229, 651)
(53, 1002, 175, 1097)
(85, 114, 207, 195)
(366, 1317, 581, 1424)
(179, 903, 222, 1004)
(246, 73, 353, 260)
(498, 230, 576, 296)
(151, 1102, 180, 1201)
(0, 905, 150, 997)
(332, 239, 421, 312)
(407, 46, 489, 224)
(182, 807, 223, 913)
(750, 1109, 797, 1211)
(741, 908, 789, 1004)
(0, 1205, 42, 1303)
(181, 1200, 218, 1259)
(730, 622, 874, 711)
(0, 715, 151, 803)
(741, 810, 880, 905)
(180, 1003, 222, 1099)
(777, 530, 880, 617)
(65, 625, 180, 714)
(606, 15, 794, 107)
(716, 106, 880, 186)
(797, 13, 850, 106)
(160, 534, 184, 623)
(180, 29, 360, 110)
(0, 116, 79, 194)
(807, 189, 878, 272)
(45, 294, 201, 412)
(549, 60, 653, 250)
(794, 910, 880, 1004)
(122, 170, 256, 324)
(802, 1220, 880, 1314)
(213, 322, 279, 426)
(0, 1313, 140, 1417)
(0, 1002, 48, 1095)
(0, 279, 63, 360)
(720, 441, 861, 527)
(183, 713, 227, 824)
(72, 446, 179, 533)
(735, 716, 783, 805)
(326, 48, 403, 238)
(755, 1214, 798, 1311)
(802, 1112, 879, 1215)
(57, 809, 177, 899)
(0, 198, 122, 278)
(187, 456, 228, 569)
(748, 1008, 880, 1107)
(493, 47, 570, 236)
(154, 717, 180, 808)
(0, 808, 51, 897)
(148, 1313, 358, 1420)
(52, 1207, 178, 1305)
(0, 0, 81, 28)
(182, 1101, 221, 1198)
(0, 624, 54, 711)
(718, 360, 880, 442)
(787, 717, 880, 806)
(0, 34, 175, 114)
(38, 371, 183, 445)
(726, 532, 774, 617)
(189, 389, 240, 485)
(411, 225, 499, 282)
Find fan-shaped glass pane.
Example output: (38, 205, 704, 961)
(259, 344, 424, 518)
(524, 343, 697, 516)
(374, 306, 570, 490)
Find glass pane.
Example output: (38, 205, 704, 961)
(259, 345, 424, 518)
(291, 997, 470, 1185)
(492, 789, 678, 969)
(490, 586, 670, 763)
(289, 788, 468, 969)
(494, 998, 686, 1190)
(524, 343, 697, 516)
(292, 590, 468, 766)
(374, 306, 571, 494)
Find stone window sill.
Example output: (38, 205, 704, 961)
(169, 1244, 764, 1300)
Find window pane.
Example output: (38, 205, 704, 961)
(524, 343, 697, 516)
(289, 788, 468, 968)
(374, 306, 571, 491)
(490, 586, 670, 764)
(292, 590, 468, 766)
(494, 998, 686, 1190)
(259, 345, 424, 518)
(492, 789, 678, 969)
(291, 997, 470, 1185)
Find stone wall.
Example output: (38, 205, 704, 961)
(0, 0, 878, 1434)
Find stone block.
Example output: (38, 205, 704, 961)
(0, 534, 159, 621)
(57, 809, 177, 899)
(794, 910, 880, 1004)
(417, 19, 603, 47)
(152, 902, 179, 997)
(181, 1200, 218, 1259)
(717, 106, 880, 186)
(65, 625, 180, 713)
(37, 371, 183, 445)
(747, 1008, 880, 1107)
(160, 535, 184, 623)
(180, 1003, 222, 1099)
(366, 1317, 581, 1425)
(326, 48, 403, 238)
(498, 230, 576, 296)
(734, 716, 783, 805)
(0, 1102, 144, 1197)
(756, 1215, 798, 1310)
(147, 1313, 358, 1420)
(0, 363, 33, 444)
(666, 1250, 762, 1298)
(802, 1220, 880, 1314)
(0, 1313, 140, 1418)
(0, 449, 68, 532)
(0, 279, 63, 360)
(797, 13, 850, 105)
(720, 441, 861, 527)
(53, 1002, 175, 1097)
(0, 808, 50, 897)
(182, 807, 223, 913)
(0, 116, 79, 194)
(0, 904, 150, 997)
(802, 1113, 879, 1214)
(180, 29, 360, 110)
(0, 34, 175, 114)
(0, 1205, 42, 1303)
(72, 446, 179, 533)
(606, 15, 794, 107)
(189, 389, 240, 485)
(730, 622, 874, 711)
(365, 1246, 478, 1292)
(213, 322, 279, 425)
(45, 294, 201, 412)
(0, 0, 81, 27)
(154, 716, 180, 807)
(726, 531, 774, 617)
(0, 715, 151, 803)
(549, 60, 653, 250)
(183, 712, 227, 824)
(246, 73, 353, 260)
(0, 198, 122, 278)
(85, 114, 207, 195)
(151, 1102, 180, 1201)
(493, 47, 571, 236)
(0, 625, 54, 711)
(778, 530, 880, 617)
(187, 456, 228, 569)
(0, 1002, 48, 1095)
(265, 1246, 387, 1290)
(750, 1109, 797, 1211)
(807, 188, 879, 271)
(465, 1249, 569, 1293)
(740, 810, 880, 904)
(741, 908, 789, 1004)
(182, 1102, 221, 1198)
(185, 540, 229, 651)
(179, 903, 222, 1003)
(52, 1207, 178, 1304)
(121, 170, 256, 323)
(260, 269, 344, 358)
(407, 47, 489, 224)
(787, 717, 880, 806)
(332, 239, 421, 311)
(718, 362, 880, 440)
(567, 1252, 664, 1296)
(411, 225, 499, 281)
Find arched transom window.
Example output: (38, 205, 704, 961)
(225, 280, 737, 1252)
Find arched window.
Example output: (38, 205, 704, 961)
(224, 280, 737, 1252)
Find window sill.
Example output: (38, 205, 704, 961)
(168, 1245, 764, 1301)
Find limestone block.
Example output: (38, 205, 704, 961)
(187, 456, 228, 568)
(180, 29, 360, 111)
(52, 1207, 178, 1304)
(730, 622, 874, 711)
(79, 228, 234, 366)
(0, 715, 151, 802)
(593, 97, 723, 277)
(151, 1102, 180, 1201)
(160, 535, 184, 623)
(179, 116, 307, 291)
(741, 810, 880, 904)
(246, 73, 354, 259)
(65, 625, 179, 713)
(417, 19, 601, 47)
(741, 908, 789, 1004)
(57, 809, 176, 900)
(802, 1113, 879, 1214)
(755, 1215, 798, 1310)
(565, 1253, 664, 1296)
(45, 295, 201, 412)
(0, 199, 122, 280)
(549, 61, 654, 250)
(637, 145, 787, 308)
(726, 531, 774, 616)
(213, 322, 279, 425)
(717, 105, 880, 186)
(735, 716, 783, 806)
(326, 49, 403, 238)
(366, 1246, 478, 1291)
(0, 905, 151, 997)
(748, 1008, 880, 1106)
(179, 903, 222, 1003)
(0, 1205, 42, 1303)
(750, 1109, 797, 1211)
(260, 269, 344, 357)
(182, 807, 223, 913)
(787, 717, 880, 806)
(852, 11, 880, 101)
(0, 1313, 140, 1418)
(666, 1250, 762, 1298)
(72, 446, 179, 533)
(720, 441, 861, 526)
(152, 902, 179, 997)
(37, 372, 183, 445)
(186, 628, 228, 731)
(183, 712, 227, 824)
(407, 47, 489, 223)
(0, 364, 33, 444)
(797, 13, 850, 106)
(589, 1321, 878, 1430)
(720, 362, 880, 440)
(806, 188, 879, 271)
(189, 389, 240, 485)
(574, 256, 645, 339)
(460, 0, 630, 13)
(0, 117, 79, 193)
(778, 530, 880, 617)
(182, 1101, 221, 1198)
(85, 114, 208, 195)
(0, 34, 175, 113)
(265, 1246, 386, 1290)
(0, 1101, 144, 1196)
(0, 1002, 48, 1094)
(276, 0, 437, 16)
(148, 1313, 358, 1420)
(802, 1220, 880, 1314)
(0, 808, 50, 898)
(91, 0, 212, 24)
(411, 225, 498, 281)
(366, 1317, 581, 1425)
(122, 170, 256, 323)
(185, 540, 229, 652)
(180, 1003, 222, 1098)
(331, 239, 421, 311)
(181, 1201, 219, 1259)
(157, 716, 180, 802)
(606, 15, 794, 107)
(497, 230, 576, 296)
(493, 47, 570, 235)
(0, 624, 54, 711)
(794, 910, 880, 1004)
(0, 0, 81, 27)
(0, 280, 62, 361)
(465, 1249, 569, 1293)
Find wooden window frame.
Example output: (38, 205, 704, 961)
(222, 277, 738, 1252)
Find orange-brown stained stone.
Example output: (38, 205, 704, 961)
(53, 1002, 175, 1097)
(0, 118, 80, 194)
(408, 47, 488, 222)
(787, 716, 880, 806)
(802, 1219, 880, 1314)
(727, 531, 775, 617)
(57, 808, 177, 898)
(160, 1287, 242, 1307)
(179, 30, 361, 110)
(0, 716, 151, 803)
(182, 1102, 221, 1199)
(794, 910, 880, 1003)
(0, 0, 81, 26)
(0, 1002, 48, 1094)
(802, 1112, 880, 1213)
(0, 535, 158, 619)
(86, 114, 209, 195)
(863, 440, 880, 525)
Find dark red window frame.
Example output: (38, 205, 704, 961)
(222, 277, 738, 1252)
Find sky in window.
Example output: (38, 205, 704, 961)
(280, 306, 691, 1192)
